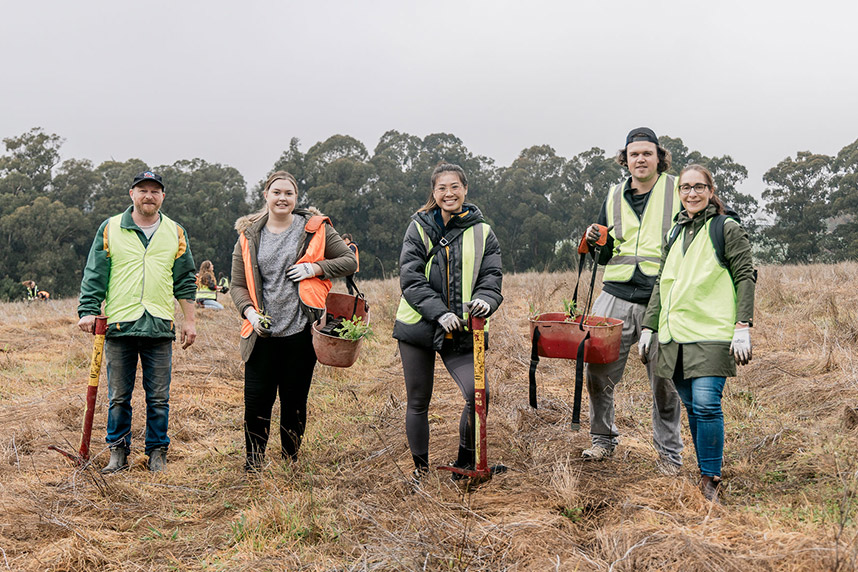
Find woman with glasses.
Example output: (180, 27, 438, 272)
(640, 164, 755, 502)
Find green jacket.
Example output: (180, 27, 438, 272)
(77, 207, 197, 339)
(643, 203, 756, 378)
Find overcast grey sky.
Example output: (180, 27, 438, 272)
(2, 1, 855, 198)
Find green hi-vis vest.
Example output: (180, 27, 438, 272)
(603, 173, 678, 282)
(395, 222, 490, 327)
(658, 218, 737, 344)
(196, 285, 217, 300)
(104, 214, 180, 324)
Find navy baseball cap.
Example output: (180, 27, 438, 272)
(131, 171, 164, 189)
(625, 127, 659, 146)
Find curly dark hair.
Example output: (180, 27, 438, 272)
(615, 144, 672, 174)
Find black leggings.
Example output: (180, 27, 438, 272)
(244, 329, 316, 464)
(399, 341, 487, 465)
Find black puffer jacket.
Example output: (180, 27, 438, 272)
(392, 204, 503, 351)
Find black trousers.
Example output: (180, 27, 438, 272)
(244, 329, 316, 465)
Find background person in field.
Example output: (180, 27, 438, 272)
(195, 260, 223, 310)
(582, 127, 684, 475)
(230, 170, 356, 472)
(641, 164, 755, 502)
(393, 163, 503, 485)
(77, 170, 197, 474)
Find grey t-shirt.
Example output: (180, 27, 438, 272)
(257, 215, 308, 336)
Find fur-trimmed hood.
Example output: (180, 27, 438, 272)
(234, 206, 324, 234)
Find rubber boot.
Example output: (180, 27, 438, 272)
(700, 475, 721, 503)
(148, 447, 167, 472)
(101, 448, 128, 474)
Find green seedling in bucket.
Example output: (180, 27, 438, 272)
(562, 299, 577, 318)
(335, 316, 374, 341)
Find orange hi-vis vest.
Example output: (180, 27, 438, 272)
(239, 215, 333, 339)
(351, 243, 360, 272)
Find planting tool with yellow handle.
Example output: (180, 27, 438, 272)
(49, 316, 108, 465)
(438, 316, 507, 485)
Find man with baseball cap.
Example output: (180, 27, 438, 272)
(77, 170, 197, 473)
(580, 128, 684, 475)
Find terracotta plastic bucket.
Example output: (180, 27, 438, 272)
(311, 292, 371, 368)
(528, 313, 623, 364)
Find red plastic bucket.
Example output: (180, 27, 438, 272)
(528, 313, 623, 364)
(311, 292, 371, 368)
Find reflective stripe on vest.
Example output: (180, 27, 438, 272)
(238, 215, 333, 339)
(658, 218, 736, 344)
(395, 221, 489, 326)
(104, 213, 179, 324)
(604, 173, 677, 282)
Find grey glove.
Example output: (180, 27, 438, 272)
(468, 298, 491, 317)
(638, 328, 653, 364)
(730, 325, 752, 365)
(585, 224, 601, 246)
(286, 262, 317, 282)
(245, 308, 271, 337)
(438, 312, 464, 333)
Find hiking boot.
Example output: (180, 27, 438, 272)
(411, 466, 430, 488)
(449, 446, 475, 481)
(655, 458, 682, 477)
(101, 448, 128, 474)
(700, 475, 722, 502)
(581, 445, 614, 460)
(148, 447, 167, 472)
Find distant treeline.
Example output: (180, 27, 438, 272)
(1, 127, 856, 301)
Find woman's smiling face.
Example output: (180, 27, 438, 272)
(264, 178, 297, 217)
(679, 169, 713, 217)
(433, 172, 467, 221)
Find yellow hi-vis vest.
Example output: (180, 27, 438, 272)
(196, 284, 217, 300)
(603, 173, 678, 282)
(658, 218, 737, 343)
(104, 213, 180, 324)
(395, 222, 490, 327)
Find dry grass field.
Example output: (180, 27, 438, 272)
(2, 264, 858, 571)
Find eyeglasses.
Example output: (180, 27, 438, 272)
(678, 183, 710, 196)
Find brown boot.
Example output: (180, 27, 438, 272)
(700, 475, 722, 502)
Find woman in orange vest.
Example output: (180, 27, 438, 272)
(230, 171, 357, 471)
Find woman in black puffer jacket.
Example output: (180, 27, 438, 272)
(393, 163, 503, 484)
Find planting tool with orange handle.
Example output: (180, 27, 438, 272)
(49, 316, 108, 465)
(438, 316, 507, 485)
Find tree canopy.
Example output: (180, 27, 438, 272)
(0, 126, 855, 301)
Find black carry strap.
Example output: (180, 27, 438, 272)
(427, 227, 468, 260)
(529, 327, 541, 408)
(345, 275, 370, 318)
(571, 330, 590, 431)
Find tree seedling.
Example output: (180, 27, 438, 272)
(335, 316, 373, 341)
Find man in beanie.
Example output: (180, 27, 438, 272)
(77, 171, 197, 474)
(580, 128, 684, 475)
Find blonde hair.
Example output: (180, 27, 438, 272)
(248, 170, 300, 223)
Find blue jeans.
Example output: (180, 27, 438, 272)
(104, 337, 172, 455)
(673, 376, 725, 477)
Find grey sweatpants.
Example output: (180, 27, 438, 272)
(399, 341, 483, 461)
(585, 291, 683, 465)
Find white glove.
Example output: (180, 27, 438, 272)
(638, 329, 653, 364)
(244, 308, 270, 337)
(468, 298, 491, 317)
(438, 312, 464, 333)
(286, 262, 317, 282)
(730, 325, 752, 365)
